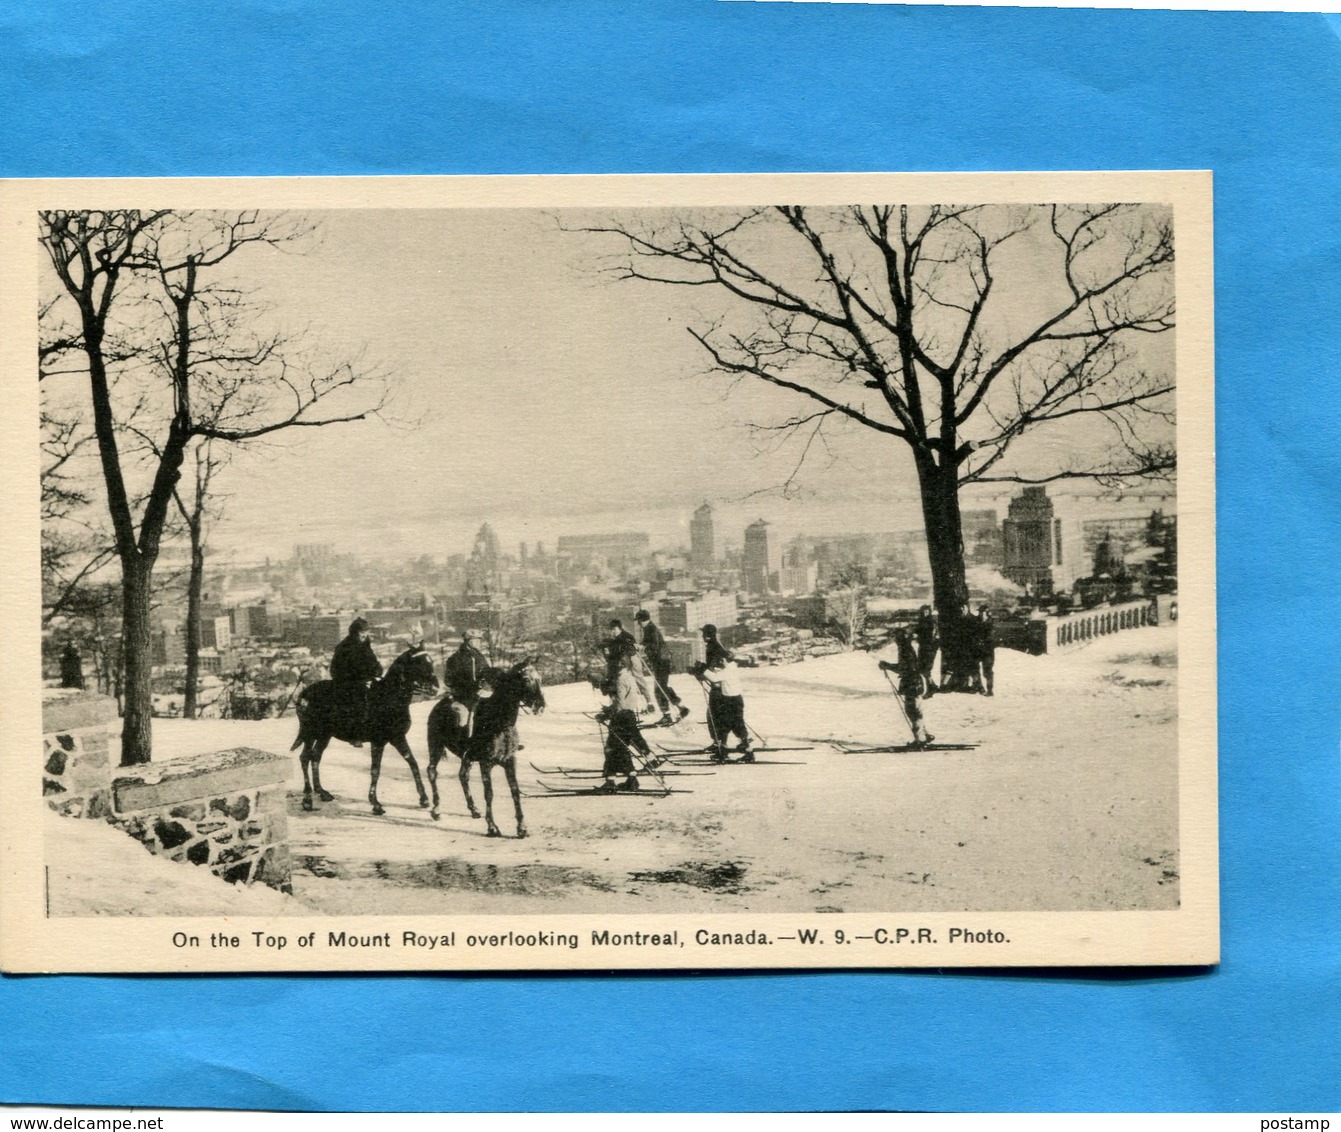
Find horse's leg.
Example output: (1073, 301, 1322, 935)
(427, 747, 442, 821)
(503, 758, 527, 839)
(392, 734, 429, 808)
(299, 738, 315, 811)
(480, 760, 502, 838)
(368, 742, 386, 816)
(458, 754, 481, 819)
(310, 736, 335, 803)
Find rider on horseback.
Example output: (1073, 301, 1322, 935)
(330, 617, 382, 743)
(443, 628, 489, 737)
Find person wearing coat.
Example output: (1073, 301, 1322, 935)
(974, 605, 996, 696)
(879, 628, 935, 748)
(443, 629, 490, 735)
(596, 642, 653, 792)
(635, 609, 689, 726)
(330, 617, 382, 741)
(691, 628, 752, 763)
(914, 605, 938, 697)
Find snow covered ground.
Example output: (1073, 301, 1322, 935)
(47, 625, 1179, 916)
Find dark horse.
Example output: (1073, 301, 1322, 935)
(425, 657, 545, 838)
(290, 645, 440, 816)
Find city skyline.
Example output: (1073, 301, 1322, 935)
(202, 481, 1177, 570)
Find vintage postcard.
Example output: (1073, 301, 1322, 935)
(0, 172, 1216, 972)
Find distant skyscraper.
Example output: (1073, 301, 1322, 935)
(690, 503, 717, 573)
(1002, 487, 1059, 593)
(742, 519, 780, 595)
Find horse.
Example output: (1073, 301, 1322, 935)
(290, 645, 440, 816)
(425, 656, 545, 838)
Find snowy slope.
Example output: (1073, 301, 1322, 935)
(46, 626, 1180, 916)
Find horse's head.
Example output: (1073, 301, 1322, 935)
(510, 656, 546, 715)
(476, 657, 545, 715)
(386, 645, 440, 700)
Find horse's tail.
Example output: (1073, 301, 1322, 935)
(426, 699, 450, 763)
(289, 684, 313, 751)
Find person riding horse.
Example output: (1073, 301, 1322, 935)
(330, 617, 382, 743)
(443, 628, 489, 737)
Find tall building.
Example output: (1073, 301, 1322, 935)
(690, 503, 717, 573)
(1001, 487, 1060, 594)
(1001, 486, 1175, 593)
(742, 520, 781, 595)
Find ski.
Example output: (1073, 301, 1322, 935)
(656, 743, 814, 755)
(839, 743, 979, 753)
(529, 762, 713, 778)
(527, 778, 691, 798)
(671, 758, 807, 767)
(581, 711, 676, 728)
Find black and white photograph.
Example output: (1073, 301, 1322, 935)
(0, 173, 1217, 971)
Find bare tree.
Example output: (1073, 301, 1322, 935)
(172, 438, 228, 719)
(580, 204, 1175, 618)
(39, 209, 390, 765)
(822, 564, 868, 650)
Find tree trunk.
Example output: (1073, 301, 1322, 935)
(182, 529, 204, 719)
(119, 559, 154, 766)
(916, 454, 970, 621)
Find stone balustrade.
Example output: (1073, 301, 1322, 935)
(1048, 598, 1160, 651)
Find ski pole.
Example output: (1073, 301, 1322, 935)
(603, 712, 670, 792)
(695, 674, 720, 756)
(882, 667, 918, 744)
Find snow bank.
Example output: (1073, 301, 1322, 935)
(45, 810, 312, 917)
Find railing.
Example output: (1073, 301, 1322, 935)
(1049, 598, 1159, 651)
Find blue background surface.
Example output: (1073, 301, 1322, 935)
(3, 0, 1340, 1112)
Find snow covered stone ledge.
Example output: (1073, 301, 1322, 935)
(110, 747, 293, 892)
(42, 690, 119, 819)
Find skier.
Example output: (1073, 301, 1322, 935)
(601, 619, 658, 712)
(878, 628, 935, 748)
(691, 645, 752, 763)
(330, 617, 382, 743)
(443, 628, 489, 737)
(595, 640, 653, 792)
(635, 609, 690, 726)
(700, 622, 733, 668)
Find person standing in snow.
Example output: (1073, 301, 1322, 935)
(601, 619, 658, 711)
(974, 605, 996, 696)
(596, 640, 653, 792)
(636, 609, 690, 726)
(879, 628, 935, 748)
(691, 647, 752, 763)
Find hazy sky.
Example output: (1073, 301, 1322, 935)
(45, 205, 1175, 563)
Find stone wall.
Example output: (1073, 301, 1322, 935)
(42, 691, 119, 819)
(111, 747, 293, 891)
